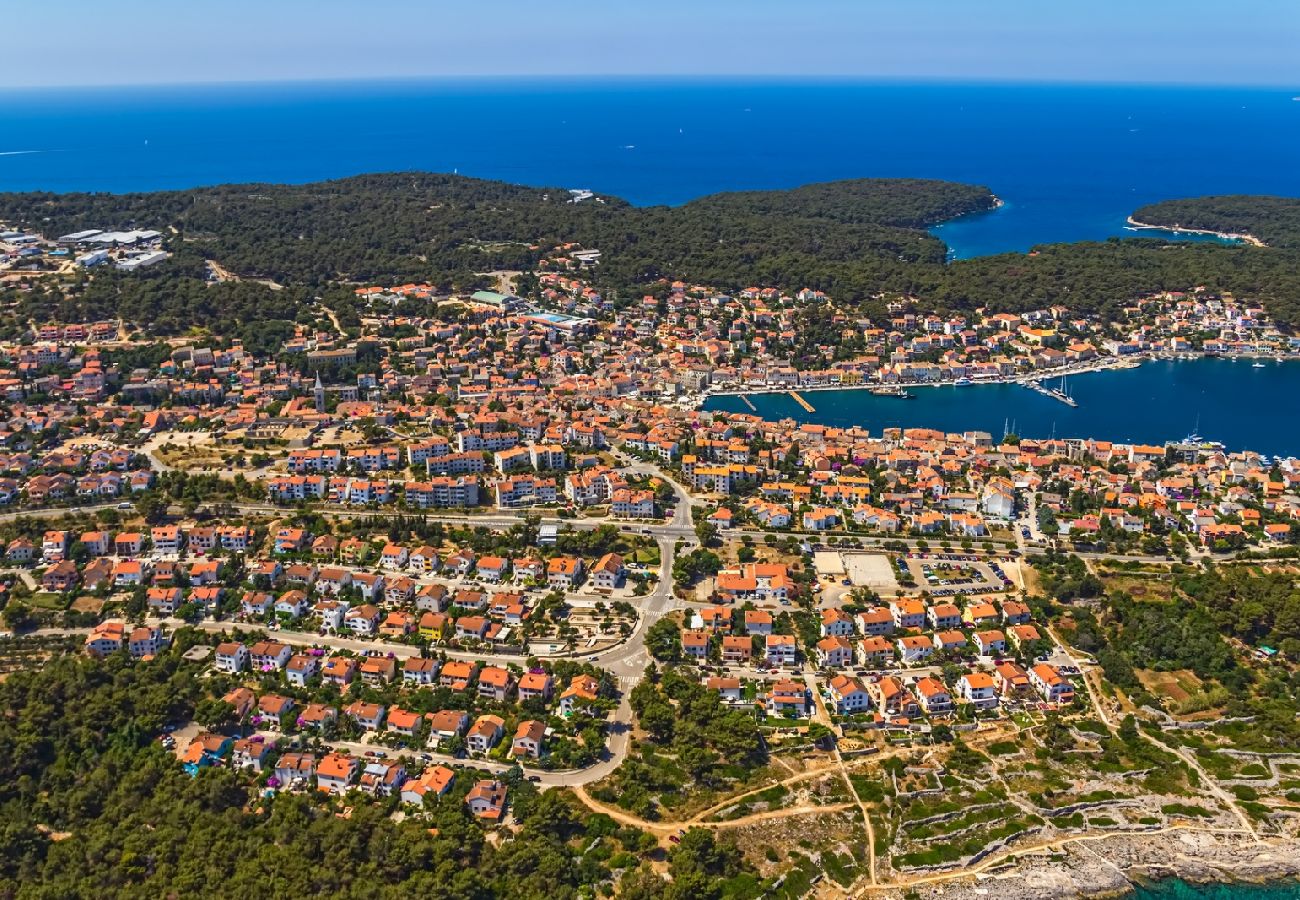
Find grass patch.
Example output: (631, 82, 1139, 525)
(821, 850, 855, 887)
(28, 592, 67, 610)
(850, 773, 886, 804)
(894, 816, 1040, 868)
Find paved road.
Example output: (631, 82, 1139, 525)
(0, 452, 1230, 793)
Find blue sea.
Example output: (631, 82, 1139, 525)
(704, 358, 1300, 457)
(1133, 880, 1300, 900)
(1, 78, 1298, 257)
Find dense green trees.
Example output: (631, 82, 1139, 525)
(646, 617, 683, 661)
(4, 173, 1299, 331)
(1174, 567, 1300, 657)
(1134, 195, 1300, 249)
(0, 651, 750, 898)
(629, 668, 765, 769)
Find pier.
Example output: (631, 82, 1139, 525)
(1022, 379, 1078, 407)
(739, 395, 757, 412)
(788, 391, 816, 412)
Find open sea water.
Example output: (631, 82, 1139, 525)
(0, 78, 1298, 257)
(1133, 880, 1300, 899)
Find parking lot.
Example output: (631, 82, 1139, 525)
(898, 552, 1015, 596)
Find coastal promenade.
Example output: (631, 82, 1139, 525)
(703, 349, 1300, 403)
(704, 356, 1300, 457)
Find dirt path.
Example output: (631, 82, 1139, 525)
(572, 786, 678, 835)
(319, 303, 346, 338)
(834, 747, 877, 885)
(687, 763, 841, 824)
(572, 784, 857, 844)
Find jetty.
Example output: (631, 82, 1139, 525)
(788, 391, 815, 413)
(739, 394, 757, 412)
(1023, 378, 1078, 408)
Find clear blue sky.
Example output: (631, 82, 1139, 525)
(9, 0, 1298, 88)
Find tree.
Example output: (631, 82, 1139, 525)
(639, 702, 676, 744)
(195, 697, 235, 727)
(645, 618, 682, 662)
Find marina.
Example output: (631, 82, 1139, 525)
(1023, 376, 1078, 407)
(703, 357, 1300, 457)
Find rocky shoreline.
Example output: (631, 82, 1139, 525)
(896, 830, 1300, 899)
(1125, 216, 1266, 248)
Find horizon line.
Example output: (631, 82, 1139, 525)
(2, 72, 1297, 93)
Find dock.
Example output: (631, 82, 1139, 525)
(739, 395, 757, 412)
(788, 391, 816, 413)
(1022, 380, 1078, 407)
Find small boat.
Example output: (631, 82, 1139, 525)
(1253, 362, 1266, 368)
(954, 377, 972, 386)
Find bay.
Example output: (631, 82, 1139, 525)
(0, 78, 1298, 257)
(701, 358, 1300, 458)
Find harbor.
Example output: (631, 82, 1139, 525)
(702, 357, 1300, 458)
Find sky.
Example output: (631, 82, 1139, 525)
(7, 0, 1298, 89)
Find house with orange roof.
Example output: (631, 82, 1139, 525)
(466, 714, 505, 754)
(465, 779, 507, 821)
(766, 680, 807, 717)
(440, 660, 478, 691)
(316, 753, 359, 794)
(867, 676, 919, 719)
(428, 710, 470, 746)
(401, 765, 455, 805)
(957, 672, 998, 709)
(402, 657, 439, 685)
(559, 674, 601, 716)
(897, 634, 934, 665)
(476, 665, 514, 702)
(511, 720, 547, 758)
(827, 674, 872, 714)
(518, 671, 554, 702)
(765, 633, 796, 666)
(1029, 663, 1075, 704)
(915, 677, 953, 714)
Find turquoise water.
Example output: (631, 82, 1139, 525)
(1, 79, 1298, 257)
(1133, 879, 1300, 899)
(702, 358, 1300, 457)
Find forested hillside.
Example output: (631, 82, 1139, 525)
(2, 173, 1299, 331)
(0, 651, 759, 899)
(1133, 196, 1300, 250)
(0, 173, 988, 287)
